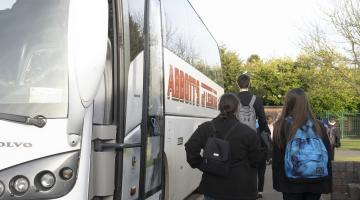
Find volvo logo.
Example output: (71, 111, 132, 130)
(0, 142, 32, 148)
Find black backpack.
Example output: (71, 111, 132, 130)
(202, 121, 239, 177)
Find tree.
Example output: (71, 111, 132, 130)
(295, 49, 360, 115)
(247, 54, 261, 64)
(299, 21, 360, 97)
(328, 0, 360, 68)
(250, 58, 303, 106)
(219, 46, 360, 114)
(242, 53, 360, 115)
(298, 23, 342, 68)
(307, 66, 359, 115)
(219, 45, 243, 93)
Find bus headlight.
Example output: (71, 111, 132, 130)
(10, 176, 29, 195)
(60, 167, 73, 180)
(0, 181, 5, 196)
(0, 151, 79, 199)
(40, 172, 55, 189)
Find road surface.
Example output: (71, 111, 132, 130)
(185, 165, 282, 200)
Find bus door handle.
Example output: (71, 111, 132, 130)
(94, 139, 142, 152)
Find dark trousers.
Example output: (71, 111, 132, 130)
(204, 195, 256, 200)
(331, 146, 335, 160)
(282, 192, 321, 200)
(257, 160, 266, 192)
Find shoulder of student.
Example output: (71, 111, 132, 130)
(316, 120, 326, 132)
(254, 94, 264, 104)
(197, 121, 212, 131)
(235, 122, 257, 136)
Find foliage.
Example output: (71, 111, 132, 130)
(250, 58, 303, 106)
(219, 45, 243, 93)
(217, 0, 360, 116)
(247, 54, 261, 64)
(298, 50, 360, 115)
(219, 46, 360, 116)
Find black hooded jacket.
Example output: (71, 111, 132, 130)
(185, 115, 265, 200)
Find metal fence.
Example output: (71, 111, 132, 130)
(264, 107, 360, 138)
(324, 112, 360, 138)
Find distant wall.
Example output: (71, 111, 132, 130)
(331, 161, 360, 200)
(264, 106, 283, 120)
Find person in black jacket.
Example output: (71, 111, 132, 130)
(185, 93, 265, 200)
(237, 73, 270, 198)
(328, 120, 341, 160)
(272, 88, 332, 200)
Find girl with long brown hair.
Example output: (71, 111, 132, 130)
(272, 88, 332, 200)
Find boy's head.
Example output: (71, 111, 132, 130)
(266, 115, 273, 124)
(237, 74, 250, 89)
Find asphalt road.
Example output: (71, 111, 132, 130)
(335, 149, 360, 159)
(184, 153, 352, 200)
(185, 148, 360, 200)
(185, 165, 282, 200)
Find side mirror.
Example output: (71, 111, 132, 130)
(68, 0, 108, 107)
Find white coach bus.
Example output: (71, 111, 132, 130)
(0, 0, 223, 199)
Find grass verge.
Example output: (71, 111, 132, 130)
(339, 138, 360, 151)
(334, 138, 360, 161)
(335, 156, 360, 161)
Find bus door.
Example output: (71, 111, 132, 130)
(140, 0, 165, 199)
(87, 0, 163, 199)
(113, 0, 165, 199)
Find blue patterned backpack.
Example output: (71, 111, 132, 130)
(284, 118, 329, 181)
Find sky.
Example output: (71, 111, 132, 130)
(189, 0, 334, 60)
(0, 0, 15, 10)
(1, 0, 335, 60)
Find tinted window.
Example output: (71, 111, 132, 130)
(129, 0, 145, 61)
(163, 0, 223, 86)
(125, 0, 146, 135)
(145, 0, 164, 193)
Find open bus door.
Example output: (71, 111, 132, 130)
(93, 0, 165, 199)
(116, 0, 165, 199)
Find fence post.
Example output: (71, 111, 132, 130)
(340, 112, 344, 139)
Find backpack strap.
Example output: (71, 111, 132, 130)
(238, 96, 243, 106)
(224, 122, 240, 140)
(210, 121, 217, 137)
(238, 95, 256, 107)
(249, 95, 256, 108)
(210, 121, 239, 140)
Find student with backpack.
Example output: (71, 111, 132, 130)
(185, 93, 265, 200)
(321, 118, 342, 160)
(236, 74, 269, 133)
(236, 73, 270, 199)
(272, 88, 332, 200)
(328, 120, 341, 160)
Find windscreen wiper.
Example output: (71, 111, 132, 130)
(0, 113, 47, 128)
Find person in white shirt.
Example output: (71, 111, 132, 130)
(267, 115, 274, 139)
